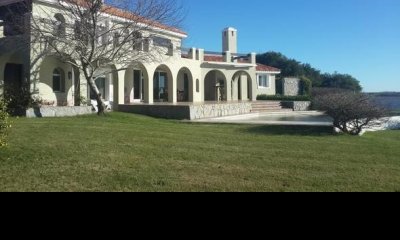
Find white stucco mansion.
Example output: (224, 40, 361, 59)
(0, 0, 280, 111)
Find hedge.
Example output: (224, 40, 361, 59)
(256, 95, 311, 101)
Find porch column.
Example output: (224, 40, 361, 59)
(225, 76, 232, 101)
(240, 74, 248, 100)
(117, 70, 125, 105)
(70, 67, 75, 106)
(113, 69, 125, 109)
(251, 75, 257, 101)
(169, 73, 177, 103)
(144, 69, 153, 104)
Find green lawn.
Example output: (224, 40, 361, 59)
(1, 112, 399, 192)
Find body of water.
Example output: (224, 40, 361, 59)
(373, 96, 400, 110)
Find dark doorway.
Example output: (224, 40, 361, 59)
(133, 70, 141, 100)
(4, 63, 23, 90)
(183, 73, 189, 101)
(74, 68, 80, 106)
(4, 63, 26, 116)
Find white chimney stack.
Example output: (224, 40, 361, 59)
(222, 27, 238, 54)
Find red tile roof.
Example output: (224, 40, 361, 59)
(64, 0, 186, 36)
(104, 6, 186, 36)
(204, 55, 224, 62)
(256, 64, 281, 73)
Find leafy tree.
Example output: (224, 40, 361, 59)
(257, 52, 362, 92)
(321, 73, 362, 92)
(299, 76, 312, 96)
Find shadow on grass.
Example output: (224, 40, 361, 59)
(242, 125, 335, 136)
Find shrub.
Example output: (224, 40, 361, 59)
(3, 84, 32, 116)
(313, 90, 387, 135)
(299, 76, 312, 96)
(257, 94, 311, 101)
(0, 99, 11, 147)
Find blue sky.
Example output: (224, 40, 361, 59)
(180, 0, 400, 92)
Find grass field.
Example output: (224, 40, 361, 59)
(0, 112, 399, 192)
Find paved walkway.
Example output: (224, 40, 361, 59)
(192, 111, 333, 126)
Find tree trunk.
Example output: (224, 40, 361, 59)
(87, 77, 106, 116)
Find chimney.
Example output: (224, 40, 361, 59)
(222, 27, 237, 54)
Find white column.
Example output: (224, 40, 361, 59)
(70, 67, 75, 106)
(170, 72, 177, 103)
(241, 74, 248, 100)
(144, 70, 153, 104)
(117, 70, 125, 105)
(113, 70, 125, 109)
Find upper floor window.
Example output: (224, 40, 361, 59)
(132, 31, 143, 51)
(53, 68, 65, 93)
(258, 75, 270, 88)
(54, 14, 66, 37)
(152, 36, 171, 48)
(113, 32, 120, 47)
(97, 22, 109, 45)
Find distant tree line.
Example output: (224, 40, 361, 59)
(257, 52, 362, 92)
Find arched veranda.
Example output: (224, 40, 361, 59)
(177, 67, 194, 102)
(153, 64, 174, 103)
(124, 62, 150, 103)
(204, 70, 227, 102)
(231, 70, 253, 101)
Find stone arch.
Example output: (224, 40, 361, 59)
(177, 67, 194, 102)
(231, 70, 253, 101)
(204, 70, 227, 101)
(124, 62, 150, 103)
(153, 64, 174, 102)
(38, 55, 74, 106)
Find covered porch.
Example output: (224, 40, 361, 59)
(118, 101, 253, 120)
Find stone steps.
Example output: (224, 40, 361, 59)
(251, 101, 292, 113)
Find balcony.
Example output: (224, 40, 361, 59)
(180, 47, 256, 65)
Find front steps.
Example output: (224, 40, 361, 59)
(251, 101, 293, 113)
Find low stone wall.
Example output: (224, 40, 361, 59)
(118, 102, 252, 120)
(293, 101, 311, 111)
(118, 104, 190, 120)
(281, 101, 311, 111)
(283, 78, 300, 96)
(26, 106, 94, 118)
(189, 102, 252, 120)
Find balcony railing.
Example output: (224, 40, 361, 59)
(179, 47, 255, 64)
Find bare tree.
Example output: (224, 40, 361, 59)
(313, 89, 387, 135)
(2, 0, 183, 115)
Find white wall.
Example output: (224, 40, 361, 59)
(256, 74, 276, 96)
(38, 56, 74, 106)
